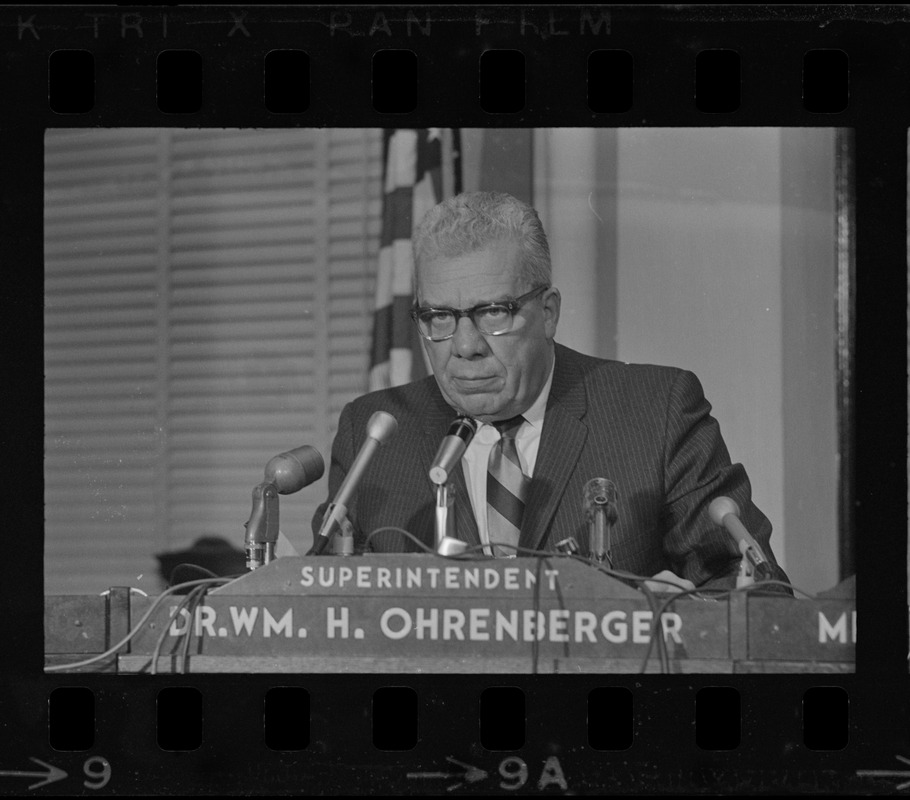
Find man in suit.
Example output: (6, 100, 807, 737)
(311, 191, 786, 591)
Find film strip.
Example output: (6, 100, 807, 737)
(3, 4, 908, 795)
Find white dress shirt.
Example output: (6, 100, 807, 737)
(461, 359, 555, 555)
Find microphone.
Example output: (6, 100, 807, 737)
(245, 445, 325, 570)
(264, 445, 325, 494)
(709, 497, 792, 594)
(308, 410, 398, 555)
(708, 496, 770, 569)
(429, 416, 478, 485)
(583, 478, 617, 564)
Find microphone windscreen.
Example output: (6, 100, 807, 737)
(583, 477, 617, 506)
(265, 445, 325, 494)
(366, 410, 398, 444)
(429, 416, 478, 485)
(708, 496, 741, 526)
(583, 478, 618, 523)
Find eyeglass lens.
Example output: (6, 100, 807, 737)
(418, 305, 512, 339)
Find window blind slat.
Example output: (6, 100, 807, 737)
(170, 226, 313, 249)
(170, 245, 317, 271)
(45, 197, 160, 222)
(44, 237, 158, 258)
(45, 344, 158, 364)
(45, 165, 161, 189)
(46, 362, 157, 382)
(45, 325, 158, 346)
(45, 131, 159, 156)
(47, 273, 158, 295)
(45, 253, 159, 275)
(171, 129, 319, 153)
(171, 169, 317, 195)
(172, 189, 317, 212)
(45, 128, 382, 594)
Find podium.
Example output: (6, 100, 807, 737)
(45, 556, 855, 674)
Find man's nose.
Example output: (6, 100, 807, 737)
(451, 315, 489, 358)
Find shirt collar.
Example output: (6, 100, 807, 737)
(520, 354, 554, 430)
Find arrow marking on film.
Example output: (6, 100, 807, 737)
(858, 754, 910, 790)
(407, 756, 489, 790)
(0, 757, 68, 789)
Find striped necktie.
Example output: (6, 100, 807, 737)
(487, 415, 530, 558)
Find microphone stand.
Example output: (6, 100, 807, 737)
(309, 501, 355, 556)
(331, 513, 355, 556)
(244, 482, 280, 570)
(590, 508, 609, 565)
(434, 481, 466, 556)
(583, 478, 617, 568)
(735, 546, 755, 588)
(587, 502, 616, 568)
(736, 541, 782, 589)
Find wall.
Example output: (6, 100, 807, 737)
(780, 129, 839, 593)
(536, 128, 841, 594)
(461, 128, 533, 201)
(533, 128, 618, 360)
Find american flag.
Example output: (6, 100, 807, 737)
(369, 128, 462, 390)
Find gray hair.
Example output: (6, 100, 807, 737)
(412, 191, 552, 290)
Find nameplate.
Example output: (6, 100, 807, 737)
(128, 556, 728, 663)
(211, 555, 643, 598)
(748, 596, 855, 662)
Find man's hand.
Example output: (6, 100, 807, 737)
(644, 569, 696, 594)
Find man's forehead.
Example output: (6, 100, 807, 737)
(416, 276, 523, 307)
(416, 242, 523, 303)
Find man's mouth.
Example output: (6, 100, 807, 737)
(452, 375, 498, 390)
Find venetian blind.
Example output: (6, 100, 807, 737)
(45, 128, 382, 594)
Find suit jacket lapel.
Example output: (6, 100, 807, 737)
(418, 386, 481, 549)
(521, 345, 588, 552)
(417, 343, 587, 554)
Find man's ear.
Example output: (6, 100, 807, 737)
(543, 287, 561, 338)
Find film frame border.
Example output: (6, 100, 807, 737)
(3, 3, 908, 795)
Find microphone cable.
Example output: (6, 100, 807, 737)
(45, 577, 234, 673)
(148, 582, 212, 676)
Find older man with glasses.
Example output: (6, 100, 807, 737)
(312, 191, 786, 591)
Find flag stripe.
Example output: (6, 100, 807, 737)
(384, 130, 419, 192)
(379, 186, 416, 247)
(369, 304, 393, 368)
(391, 295, 414, 350)
(370, 128, 460, 390)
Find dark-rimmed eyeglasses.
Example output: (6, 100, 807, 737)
(410, 285, 550, 342)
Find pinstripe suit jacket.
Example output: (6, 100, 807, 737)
(313, 343, 782, 588)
